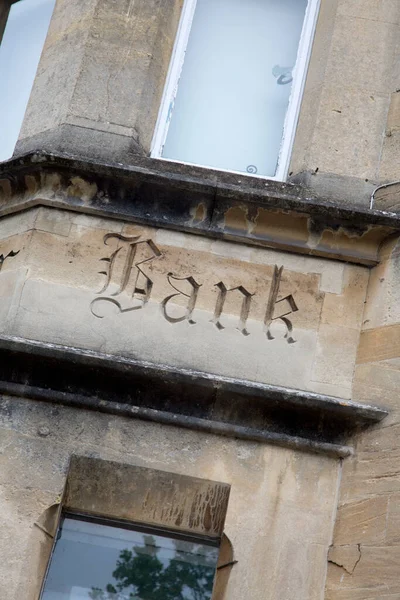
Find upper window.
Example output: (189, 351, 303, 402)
(152, 0, 319, 180)
(0, 0, 56, 162)
(40, 515, 219, 600)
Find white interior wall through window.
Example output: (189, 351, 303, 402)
(152, 0, 320, 181)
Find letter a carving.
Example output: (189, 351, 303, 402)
(0, 250, 19, 272)
(264, 265, 298, 344)
(161, 273, 201, 324)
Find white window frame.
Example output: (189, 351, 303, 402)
(151, 0, 321, 182)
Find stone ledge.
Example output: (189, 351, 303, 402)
(0, 152, 399, 265)
(0, 335, 387, 459)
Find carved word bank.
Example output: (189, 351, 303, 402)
(90, 233, 299, 343)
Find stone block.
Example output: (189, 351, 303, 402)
(386, 91, 400, 136)
(65, 456, 230, 538)
(320, 267, 368, 329)
(336, 0, 400, 25)
(325, 16, 397, 94)
(353, 363, 400, 413)
(357, 324, 400, 364)
(326, 545, 400, 600)
(19, 0, 97, 140)
(0, 208, 38, 239)
(328, 544, 361, 575)
(17, 0, 184, 159)
(290, 84, 324, 174)
(312, 325, 360, 388)
(308, 86, 389, 180)
(333, 497, 389, 545)
(385, 493, 400, 544)
(0, 210, 371, 397)
(35, 206, 73, 237)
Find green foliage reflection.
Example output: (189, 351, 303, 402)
(89, 535, 216, 600)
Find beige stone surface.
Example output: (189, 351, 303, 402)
(65, 456, 230, 538)
(312, 325, 360, 389)
(291, 0, 400, 196)
(18, 0, 184, 157)
(336, 0, 400, 24)
(327, 546, 400, 600)
(332, 496, 389, 546)
(328, 544, 361, 575)
(308, 85, 389, 180)
(326, 236, 400, 600)
(0, 207, 369, 395)
(0, 396, 340, 600)
(385, 91, 400, 136)
(325, 16, 397, 95)
(357, 323, 400, 363)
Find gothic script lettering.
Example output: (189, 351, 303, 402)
(264, 265, 298, 344)
(0, 249, 19, 271)
(91, 232, 299, 343)
(91, 233, 162, 318)
(161, 274, 201, 324)
(212, 283, 254, 336)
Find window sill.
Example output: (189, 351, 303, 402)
(1, 150, 399, 265)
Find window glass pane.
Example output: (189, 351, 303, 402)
(41, 517, 219, 600)
(162, 0, 308, 177)
(0, 0, 56, 162)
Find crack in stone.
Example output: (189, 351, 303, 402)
(328, 544, 362, 575)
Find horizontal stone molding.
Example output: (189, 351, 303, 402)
(0, 152, 399, 265)
(0, 335, 387, 459)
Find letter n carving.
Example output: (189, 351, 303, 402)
(212, 282, 254, 336)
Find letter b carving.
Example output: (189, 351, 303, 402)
(91, 233, 161, 318)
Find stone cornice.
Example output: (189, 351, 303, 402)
(0, 335, 387, 459)
(0, 152, 399, 265)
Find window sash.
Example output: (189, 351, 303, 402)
(151, 0, 321, 181)
(40, 513, 220, 600)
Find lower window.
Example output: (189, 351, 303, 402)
(41, 514, 219, 600)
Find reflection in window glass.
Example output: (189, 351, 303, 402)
(162, 0, 308, 178)
(41, 516, 219, 600)
(0, 0, 56, 162)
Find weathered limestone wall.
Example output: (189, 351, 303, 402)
(0, 204, 373, 598)
(0, 396, 340, 600)
(0, 206, 369, 398)
(292, 0, 400, 204)
(16, 0, 184, 161)
(325, 237, 400, 599)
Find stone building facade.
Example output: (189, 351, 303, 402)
(1, 0, 400, 599)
